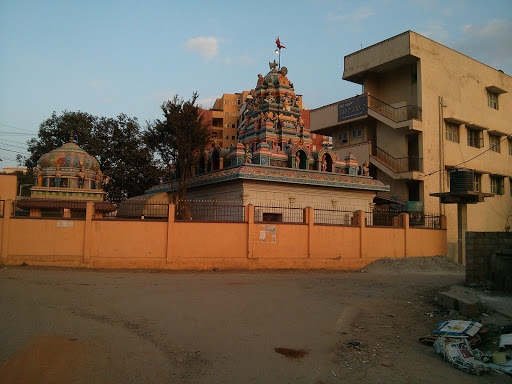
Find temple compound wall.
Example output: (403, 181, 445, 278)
(0, 200, 447, 270)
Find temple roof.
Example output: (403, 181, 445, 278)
(146, 164, 389, 194)
(37, 141, 100, 172)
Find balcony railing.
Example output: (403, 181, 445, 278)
(368, 95, 422, 122)
(372, 145, 422, 173)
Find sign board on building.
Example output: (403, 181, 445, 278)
(337, 94, 368, 122)
(406, 201, 424, 212)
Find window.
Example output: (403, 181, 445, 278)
(490, 176, 504, 195)
(225, 135, 229, 139)
(509, 140, 512, 156)
(225, 124, 229, 128)
(231, 136, 235, 140)
(224, 99, 229, 105)
(473, 173, 481, 192)
(489, 134, 501, 152)
(337, 132, 348, 144)
(352, 128, 362, 139)
(262, 213, 282, 222)
(237, 98, 241, 106)
(467, 128, 483, 148)
(487, 91, 499, 110)
(445, 123, 459, 143)
(212, 132, 217, 138)
(224, 112, 229, 116)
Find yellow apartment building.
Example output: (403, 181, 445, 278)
(204, 91, 251, 149)
(310, 30, 512, 260)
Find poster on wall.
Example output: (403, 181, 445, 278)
(256, 225, 276, 243)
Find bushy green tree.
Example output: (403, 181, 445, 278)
(22, 111, 162, 201)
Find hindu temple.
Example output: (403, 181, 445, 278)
(16, 138, 115, 218)
(142, 60, 389, 216)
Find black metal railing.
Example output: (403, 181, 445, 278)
(372, 146, 422, 173)
(254, 203, 304, 223)
(101, 200, 169, 220)
(409, 213, 442, 229)
(314, 206, 355, 226)
(365, 209, 404, 227)
(175, 200, 245, 222)
(364, 209, 442, 229)
(368, 95, 422, 122)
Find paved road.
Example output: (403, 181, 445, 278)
(0, 267, 507, 383)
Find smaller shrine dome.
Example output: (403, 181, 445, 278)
(37, 142, 100, 171)
(263, 71, 280, 87)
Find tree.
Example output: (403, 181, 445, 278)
(23, 111, 97, 169)
(22, 111, 162, 201)
(145, 92, 212, 216)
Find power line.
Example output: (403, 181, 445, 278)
(0, 140, 29, 150)
(419, 133, 512, 179)
(0, 132, 35, 136)
(1, 138, 30, 146)
(0, 146, 27, 154)
(0, 122, 37, 134)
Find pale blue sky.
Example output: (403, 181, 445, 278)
(1, 0, 511, 168)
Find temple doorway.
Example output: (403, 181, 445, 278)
(212, 151, 220, 171)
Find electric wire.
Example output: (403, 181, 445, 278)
(0, 147, 28, 154)
(1, 138, 31, 146)
(0, 122, 37, 134)
(419, 133, 512, 179)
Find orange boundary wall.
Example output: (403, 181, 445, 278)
(0, 202, 447, 270)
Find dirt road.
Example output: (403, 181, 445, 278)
(0, 265, 507, 383)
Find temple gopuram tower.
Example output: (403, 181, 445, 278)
(238, 61, 313, 169)
(143, 38, 389, 213)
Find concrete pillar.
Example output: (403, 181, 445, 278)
(304, 207, 314, 258)
(83, 202, 94, 265)
(1, 200, 13, 264)
(166, 204, 175, 264)
(30, 208, 41, 217)
(247, 204, 255, 259)
(354, 210, 365, 259)
(440, 215, 447, 230)
(457, 203, 467, 264)
(401, 213, 409, 258)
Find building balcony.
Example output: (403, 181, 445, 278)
(368, 95, 422, 123)
(310, 94, 422, 136)
(332, 141, 423, 180)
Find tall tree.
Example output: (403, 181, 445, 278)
(145, 92, 212, 215)
(22, 111, 162, 201)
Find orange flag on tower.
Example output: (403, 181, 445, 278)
(275, 37, 286, 50)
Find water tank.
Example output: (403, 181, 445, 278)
(450, 169, 474, 193)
